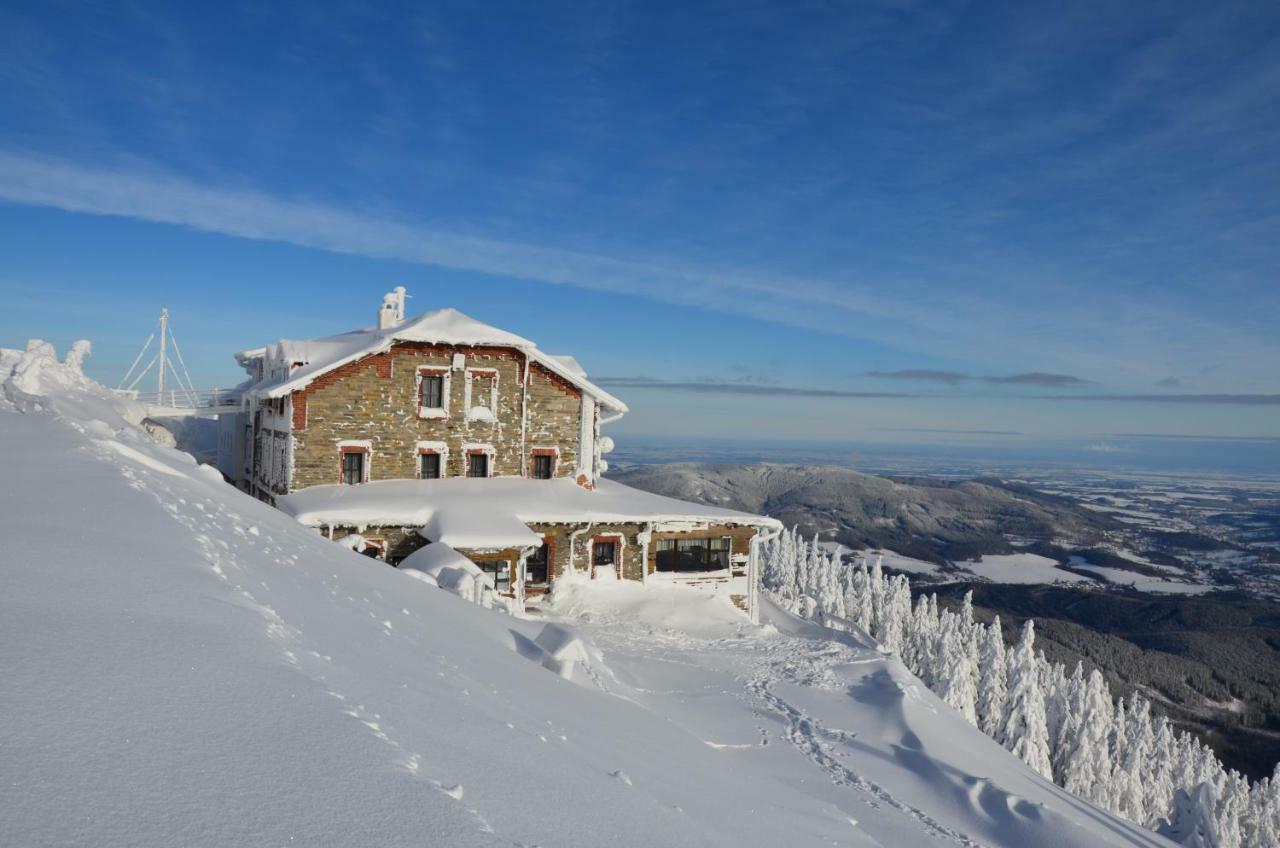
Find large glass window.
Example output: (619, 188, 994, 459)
(467, 452, 489, 478)
(419, 452, 441, 479)
(655, 536, 732, 572)
(526, 543, 549, 585)
(342, 451, 364, 485)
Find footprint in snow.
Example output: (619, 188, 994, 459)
(441, 784, 464, 800)
(609, 770, 633, 786)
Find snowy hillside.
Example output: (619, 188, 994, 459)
(0, 341, 1174, 848)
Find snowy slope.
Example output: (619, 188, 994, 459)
(0, 342, 1172, 848)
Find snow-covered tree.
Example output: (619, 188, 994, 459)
(756, 524, 1277, 843)
(1050, 663, 1085, 784)
(977, 616, 1007, 738)
(1115, 696, 1156, 824)
(1158, 783, 1222, 848)
(1000, 620, 1053, 778)
(938, 611, 978, 725)
(1060, 668, 1116, 807)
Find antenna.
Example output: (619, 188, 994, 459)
(118, 307, 199, 405)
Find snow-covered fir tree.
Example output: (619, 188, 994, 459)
(976, 616, 1007, 738)
(1000, 620, 1053, 778)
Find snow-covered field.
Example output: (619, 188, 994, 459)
(1067, 559, 1213, 595)
(0, 342, 1171, 847)
(959, 553, 1090, 585)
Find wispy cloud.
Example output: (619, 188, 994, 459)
(876, 427, 1023, 436)
(1108, 432, 1280, 442)
(594, 376, 911, 399)
(865, 369, 969, 385)
(1050, 393, 1280, 405)
(601, 375, 1280, 406)
(867, 369, 1088, 387)
(0, 150, 1275, 395)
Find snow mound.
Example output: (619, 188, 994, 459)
(2, 339, 144, 427)
(400, 542, 493, 604)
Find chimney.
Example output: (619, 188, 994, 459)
(377, 287, 408, 330)
(377, 292, 398, 330)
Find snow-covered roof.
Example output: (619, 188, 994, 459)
(277, 477, 782, 544)
(421, 504, 544, 550)
(239, 307, 626, 413)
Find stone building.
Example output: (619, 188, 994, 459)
(219, 288, 780, 618)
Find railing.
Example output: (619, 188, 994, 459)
(113, 387, 244, 410)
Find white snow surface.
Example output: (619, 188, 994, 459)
(1068, 562, 1213, 595)
(960, 553, 1092, 585)
(241, 306, 627, 412)
(0, 343, 1172, 848)
(278, 476, 782, 539)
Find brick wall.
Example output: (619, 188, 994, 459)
(288, 343, 584, 490)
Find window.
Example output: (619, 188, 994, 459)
(342, 451, 365, 485)
(421, 375, 444, 409)
(592, 540, 617, 567)
(419, 452, 441, 479)
(465, 369, 498, 421)
(417, 369, 449, 419)
(526, 543, 549, 585)
(467, 452, 489, 478)
(655, 536, 732, 572)
(532, 454, 553, 479)
(477, 559, 511, 593)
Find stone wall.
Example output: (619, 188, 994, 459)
(288, 343, 584, 490)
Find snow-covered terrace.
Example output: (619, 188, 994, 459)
(277, 477, 781, 548)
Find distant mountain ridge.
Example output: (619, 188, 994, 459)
(611, 462, 1118, 564)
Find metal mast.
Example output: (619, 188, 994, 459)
(157, 307, 168, 401)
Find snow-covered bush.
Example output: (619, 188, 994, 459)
(760, 526, 1277, 847)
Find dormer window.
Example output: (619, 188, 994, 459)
(465, 368, 498, 422)
(417, 368, 450, 419)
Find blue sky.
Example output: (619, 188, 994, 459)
(1, 1, 1278, 460)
